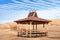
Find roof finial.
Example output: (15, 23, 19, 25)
(31, 9, 36, 12)
(28, 9, 38, 17)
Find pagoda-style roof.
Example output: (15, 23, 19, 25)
(14, 11, 51, 23)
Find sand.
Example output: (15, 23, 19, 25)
(0, 29, 60, 40)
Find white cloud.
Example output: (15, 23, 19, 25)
(0, 0, 60, 23)
(49, 0, 60, 3)
(0, 0, 60, 10)
(37, 8, 60, 19)
(0, 8, 60, 24)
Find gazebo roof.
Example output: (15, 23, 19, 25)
(14, 11, 51, 23)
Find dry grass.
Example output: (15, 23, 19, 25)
(0, 19, 60, 40)
(0, 28, 60, 40)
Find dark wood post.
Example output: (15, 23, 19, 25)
(36, 24, 37, 32)
(33, 24, 34, 32)
(43, 24, 45, 28)
(36, 24, 37, 36)
(30, 22, 32, 37)
(17, 24, 20, 37)
(26, 23, 28, 36)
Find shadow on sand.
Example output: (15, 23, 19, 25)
(47, 37, 60, 39)
(17, 34, 47, 38)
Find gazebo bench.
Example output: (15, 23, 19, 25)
(28, 32, 47, 36)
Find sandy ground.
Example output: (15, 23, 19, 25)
(0, 29, 60, 40)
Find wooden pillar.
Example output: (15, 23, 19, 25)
(43, 23, 48, 36)
(36, 24, 38, 36)
(36, 24, 37, 32)
(43, 24, 47, 31)
(42, 24, 45, 33)
(44, 24, 48, 36)
(21, 24, 23, 36)
(33, 24, 34, 32)
(30, 22, 32, 37)
(17, 24, 20, 37)
(44, 24, 48, 32)
(26, 23, 28, 36)
(43, 24, 45, 28)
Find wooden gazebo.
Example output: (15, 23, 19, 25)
(14, 11, 51, 37)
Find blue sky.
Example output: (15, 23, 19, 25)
(0, 0, 60, 24)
